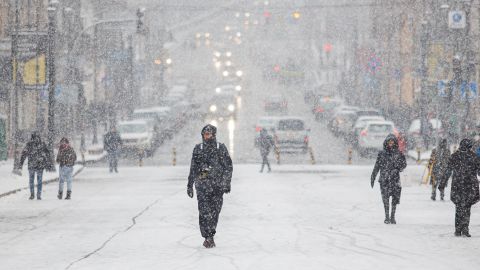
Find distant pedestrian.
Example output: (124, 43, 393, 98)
(104, 126, 122, 173)
(18, 132, 53, 200)
(371, 134, 407, 224)
(258, 128, 275, 173)
(428, 139, 451, 201)
(56, 138, 77, 200)
(396, 131, 407, 154)
(444, 138, 480, 237)
(187, 124, 233, 248)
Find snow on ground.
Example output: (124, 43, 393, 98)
(0, 164, 478, 270)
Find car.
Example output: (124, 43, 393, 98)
(312, 96, 343, 121)
(407, 118, 443, 149)
(330, 110, 358, 135)
(264, 95, 288, 115)
(357, 120, 395, 155)
(351, 115, 386, 143)
(117, 120, 155, 156)
(354, 108, 382, 119)
(254, 116, 279, 147)
(274, 117, 309, 153)
(132, 106, 172, 143)
(214, 84, 241, 96)
(208, 92, 237, 119)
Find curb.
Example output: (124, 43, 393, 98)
(0, 166, 85, 199)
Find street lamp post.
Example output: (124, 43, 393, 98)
(47, 0, 58, 169)
(11, 0, 20, 172)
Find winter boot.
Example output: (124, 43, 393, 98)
(65, 191, 71, 200)
(431, 194, 436, 201)
(383, 202, 390, 224)
(440, 190, 445, 201)
(463, 231, 472, 237)
(390, 217, 397, 224)
(203, 237, 215, 248)
(37, 194, 42, 200)
(57, 191, 63, 200)
(29, 193, 35, 200)
(454, 230, 462, 237)
(390, 205, 397, 224)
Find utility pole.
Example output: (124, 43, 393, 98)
(47, 1, 58, 169)
(11, 0, 20, 171)
(92, 23, 98, 145)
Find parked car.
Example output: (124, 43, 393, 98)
(357, 120, 395, 156)
(330, 110, 358, 135)
(254, 116, 279, 147)
(351, 115, 386, 144)
(117, 120, 155, 156)
(407, 118, 443, 149)
(274, 117, 309, 153)
(264, 95, 288, 115)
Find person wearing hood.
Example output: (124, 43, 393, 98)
(428, 139, 451, 201)
(444, 138, 480, 237)
(371, 134, 407, 224)
(18, 132, 53, 200)
(56, 138, 77, 200)
(104, 126, 122, 173)
(258, 128, 275, 173)
(187, 124, 233, 248)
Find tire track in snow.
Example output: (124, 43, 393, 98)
(65, 189, 183, 270)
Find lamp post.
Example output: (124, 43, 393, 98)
(11, 0, 20, 172)
(47, 0, 58, 169)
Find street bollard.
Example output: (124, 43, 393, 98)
(172, 147, 177, 166)
(416, 147, 421, 164)
(138, 149, 144, 167)
(348, 148, 352, 165)
(309, 147, 316, 165)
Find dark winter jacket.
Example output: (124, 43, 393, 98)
(258, 129, 275, 156)
(431, 139, 451, 187)
(104, 131, 122, 153)
(371, 134, 407, 187)
(188, 125, 233, 192)
(19, 133, 53, 171)
(56, 144, 77, 167)
(445, 139, 480, 206)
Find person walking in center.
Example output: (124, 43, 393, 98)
(187, 124, 233, 248)
(18, 132, 53, 200)
(258, 128, 275, 173)
(104, 126, 122, 173)
(428, 139, 451, 201)
(444, 138, 480, 237)
(371, 134, 407, 224)
(56, 138, 77, 200)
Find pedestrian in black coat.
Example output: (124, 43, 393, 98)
(19, 132, 53, 200)
(258, 128, 275, 173)
(103, 127, 122, 173)
(444, 138, 480, 237)
(429, 139, 451, 201)
(371, 134, 407, 224)
(187, 124, 233, 248)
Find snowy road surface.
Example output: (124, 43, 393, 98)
(1, 165, 478, 270)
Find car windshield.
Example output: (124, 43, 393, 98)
(118, 124, 148, 134)
(259, 119, 275, 126)
(278, 120, 304, 131)
(368, 124, 393, 133)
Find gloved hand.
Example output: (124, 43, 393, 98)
(370, 176, 375, 188)
(187, 186, 194, 198)
(224, 183, 231, 194)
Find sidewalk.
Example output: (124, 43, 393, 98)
(0, 159, 83, 198)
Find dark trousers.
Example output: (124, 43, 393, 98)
(455, 204, 472, 233)
(107, 151, 118, 172)
(260, 154, 271, 172)
(196, 187, 224, 238)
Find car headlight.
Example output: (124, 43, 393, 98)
(210, 105, 217, 112)
(222, 71, 229, 77)
(225, 60, 232, 66)
(228, 104, 235, 112)
(236, 70, 243, 77)
(215, 87, 221, 93)
(235, 85, 242, 91)
(226, 51, 232, 57)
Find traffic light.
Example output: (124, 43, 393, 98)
(136, 8, 145, 33)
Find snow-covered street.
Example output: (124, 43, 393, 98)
(1, 164, 478, 270)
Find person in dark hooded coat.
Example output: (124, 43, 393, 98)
(19, 132, 53, 200)
(187, 124, 233, 248)
(444, 138, 480, 237)
(258, 128, 275, 173)
(371, 134, 407, 224)
(429, 139, 451, 201)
